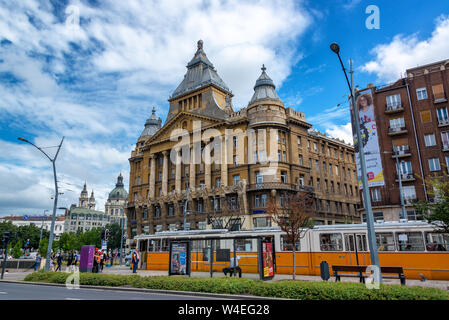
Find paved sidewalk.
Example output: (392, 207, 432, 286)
(3, 265, 448, 291)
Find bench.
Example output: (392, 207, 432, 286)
(332, 265, 406, 285)
(222, 266, 242, 278)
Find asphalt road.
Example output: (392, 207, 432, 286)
(0, 282, 224, 300)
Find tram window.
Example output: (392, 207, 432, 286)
(320, 233, 343, 251)
(375, 233, 395, 251)
(425, 232, 448, 251)
(344, 234, 367, 251)
(236, 239, 252, 252)
(344, 234, 355, 251)
(396, 232, 425, 251)
(148, 240, 155, 252)
(280, 235, 300, 251)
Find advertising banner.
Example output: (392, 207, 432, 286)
(262, 242, 274, 278)
(79, 245, 95, 273)
(350, 89, 385, 189)
(169, 241, 190, 276)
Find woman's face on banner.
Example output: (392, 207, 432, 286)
(359, 95, 369, 108)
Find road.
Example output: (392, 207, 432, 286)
(0, 282, 226, 300)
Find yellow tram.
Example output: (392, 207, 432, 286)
(135, 221, 449, 280)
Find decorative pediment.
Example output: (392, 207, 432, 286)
(146, 111, 226, 145)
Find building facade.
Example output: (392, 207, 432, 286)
(126, 41, 360, 238)
(0, 215, 65, 239)
(105, 173, 128, 225)
(64, 182, 109, 233)
(358, 59, 449, 222)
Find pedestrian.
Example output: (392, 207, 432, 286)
(50, 254, 55, 272)
(75, 251, 79, 266)
(132, 249, 139, 274)
(34, 253, 42, 272)
(55, 252, 63, 272)
(67, 250, 73, 268)
(100, 250, 105, 272)
(110, 251, 114, 266)
(92, 249, 98, 273)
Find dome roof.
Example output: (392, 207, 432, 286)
(249, 65, 281, 105)
(108, 173, 128, 200)
(140, 107, 162, 139)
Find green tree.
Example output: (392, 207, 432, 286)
(104, 223, 122, 250)
(414, 174, 449, 233)
(12, 240, 23, 258)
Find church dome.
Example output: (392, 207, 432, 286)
(249, 65, 281, 105)
(108, 173, 128, 200)
(140, 107, 162, 139)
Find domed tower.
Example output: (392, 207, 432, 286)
(88, 190, 96, 210)
(105, 173, 129, 223)
(139, 107, 162, 142)
(78, 182, 89, 208)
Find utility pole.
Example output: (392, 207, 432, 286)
(183, 188, 190, 230)
(18, 136, 64, 271)
(119, 217, 124, 266)
(330, 43, 381, 282)
(39, 209, 49, 248)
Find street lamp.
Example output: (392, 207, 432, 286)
(39, 209, 49, 248)
(330, 43, 381, 280)
(18, 136, 64, 271)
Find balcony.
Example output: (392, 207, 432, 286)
(385, 103, 404, 114)
(248, 182, 314, 193)
(438, 118, 449, 127)
(388, 126, 407, 136)
(395, 173, 415, 182)
(392, 145, 411, 158)
(433, 93, 447, 104)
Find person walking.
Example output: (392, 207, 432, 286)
(74, 251, 79, 266)
(55, 252, 63, 272)
(132, 249, 139, 274)
(67, 250, 73, 268)
(34, 253, 42, 272)
(110, 251, 114, 266)
(92, 249, 99, 273)
(100, 250, 105, 272)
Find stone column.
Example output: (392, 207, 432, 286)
(149, 154, 156, 200)
(162, 151, 169, 196)
(175, 148, 182, 194)
(221, 135, 228, 186)
(189, 146, 195, 190)
(205, 146, 212, 189)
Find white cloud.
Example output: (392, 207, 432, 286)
(325, 122, 353, 145)
(362, 15, 449, 82)
(0, 0, 312, 215)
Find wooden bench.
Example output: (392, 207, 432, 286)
(332, 265, 406, 285)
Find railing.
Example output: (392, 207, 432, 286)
(396, 173, 415, 180)
(388, 126, 406, 134)
(443, 143, 449, 151)
(438, 118, 449, 126)
(393, 145, 410, 156)
(385, 103, 403, 112)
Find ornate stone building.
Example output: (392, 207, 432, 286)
(126, 41, 360, 238)
(105, 173, 128, 224)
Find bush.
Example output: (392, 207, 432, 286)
(23, 272, 449, 300)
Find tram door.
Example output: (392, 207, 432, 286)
(344, 233, 368, 266)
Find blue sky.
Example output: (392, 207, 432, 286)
(0, 0, 448, 216)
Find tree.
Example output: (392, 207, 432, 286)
(12, 240, 23, 258)
(414, 173, 449, 233)
(104, 223, 122, 250)
(266, 191, 314, 280)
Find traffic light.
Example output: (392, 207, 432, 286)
(101, 229, 106, 240)
(105, 229, 110, 241)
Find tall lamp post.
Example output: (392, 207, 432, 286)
(18, 136, 64, 271)
(39, 209, 49, 248)
(330, 43, 381, 279)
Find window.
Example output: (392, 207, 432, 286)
(389, 117, 405, 129)
(432, 84, 445, 101)
(281, 171, 287, 184)
(398, 160, 412, 174)
(283, 151, 286, 162)
(399, 210, 423, 221)
(420, 110, 432, 123)
(233, 175, 240, 186)
(396, 232, 424, 251)
(315, 160, 319, 171)
(253, 217, 271, 228)
(370, 188, 382, 202)
(376, 233, 395, 251)
(402, 186, 416, 203)
(197, 199, 204, 213)
(198, 221, 207, 230)
(280, 235, 301, 251)
(428, 158, 441, 171)
(329, 163, 333, 175)
(297, 136, 301, 145)
(442, 132, 449, 149)
(344, 234, 367, 252)
(280, 192, 288, 206)
(168, 204, 174, 217)
(261, 194, 267, 207)
(425, 232, 448, 251)
(233, 155, 238, 166)
(320, 233, 343, 251)
(254, 195, 260, 207)
(259, 150, 266, 162)
(299, 155, 303, 166)
(386, 94, 401, 108)
(335, 165, 339, 176)
(437, 108, 449, 124)
(255, 171, 263, 184)
(313, 142, 317, 152)
(216, 178, 221, 188)
(416, 87, 427, 100)
(233, 136, 238, 148)
(362, 211, 384, 223)
(236, 239, 252, 252)
(424, 134, 436, 146)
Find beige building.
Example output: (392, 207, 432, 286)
(126, 41, 360, 238)
(105, 173, 128, 225)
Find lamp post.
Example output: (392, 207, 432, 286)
(39, 209, 49, 248)
(18, 136, 64, 271)
(330, 43, 381, 280)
